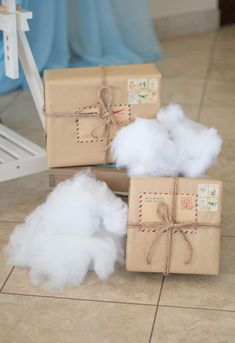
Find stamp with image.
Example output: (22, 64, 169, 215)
(148, 91, 158, 103)
(128, 92, 139, 105)
(198, 184, 209, 198)
(138, 90, 149, 104)
(128, 79, 138, 91)
(180, 196, 195, 210)
(208, 184, 220, 197)
(207, 198, 218, 211)
(137, 79, 147, 90)
(148, 79, 158, 91)
(197, 197, 208, 211)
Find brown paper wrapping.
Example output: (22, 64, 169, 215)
(49, 166, 129, 196)
(44, 63, 161, 168)
(126, 176, 222, 275)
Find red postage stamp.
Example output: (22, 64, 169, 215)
(180, 196, 194, 210)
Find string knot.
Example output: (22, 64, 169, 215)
(146, 179, 194, 274)
(91, 84, 117, 144)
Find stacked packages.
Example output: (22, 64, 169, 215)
(44, 63, 223, 277)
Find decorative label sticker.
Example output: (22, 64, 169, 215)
(139, 193, 171, 223)
(198, 184, 208, 198)
(207, 197, 218, 211)
(137, 79, 147, 90)
(76, 105, 131, 143)
(128, 79, 138, 91)
(180, 195, 195, 210)
(128, 78, 159, 105)
(128, 92, 139, 105)
(148, 91, 158, 103)
(197, 197, 208, 211)
(139, 192, 197, 223)
(197, 183, 220, 212)
(208, 184, 220, 197)
(138, 90, 149, 104)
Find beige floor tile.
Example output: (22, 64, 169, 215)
(216, 24, 235, 42)
(160, 32, 215, 56)
(215, 37, 235, 57)
(199, 106, 235, 140)
(209, 26, 235, 81)
(0, 171, 49, 222)
(210, 59, 235, 82)
(0, 222, 14, 289)
(157, 54, 210, 80)
(1, 91, 44, 147)
(159, 237, 235, 311)
(151, 306, 235, 343)
(3, 265, 162, 305)
(0, 293, 155, 343)
(161, 79, 204, 106)
(222, 183, 235, 237)
(0, 91, 20, 114)
(207, 140, 235, 182)
(157, 33, 215, 80)
(203, 80, 235, 107)
(210, 43, 235, 81)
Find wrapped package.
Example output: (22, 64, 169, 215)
(126, 176, 222, 275)
(49, 166, 129, 196)
(44, 63, 161, 167)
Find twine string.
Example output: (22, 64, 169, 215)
(44, 66, 118, 163)
(76, 66, 117, 163)
(145, 200, 195, 274)
(128, 178, 221, 275)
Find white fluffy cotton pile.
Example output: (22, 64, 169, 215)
(5, 172, 127, 289)
(157, 103, 222, 177)
(111, 118, 179, 176)
(111, 103, 222, 178)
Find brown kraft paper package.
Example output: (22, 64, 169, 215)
(44, 63, 161, 168)
(126, 176, 222, 275)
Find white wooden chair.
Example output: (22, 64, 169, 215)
(0, 0, 47, 182)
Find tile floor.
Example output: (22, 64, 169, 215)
(0, 25, 235, 343)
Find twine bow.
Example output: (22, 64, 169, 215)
(146, 201, 195, 274)
(148, 177, 195, 274)
(128, 177, 221, 275)
(91, 85, 117, 137)
(43, 66, 131, 164)
(75, 67, 118, 163)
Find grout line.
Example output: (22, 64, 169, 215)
(0, 291, 156, 307)
(197, 32, 219, 121)
(148, 276, 165, 343)
(159, 303, 235, 314)
(0, 266, 15, 292)
(0, 91, 22, 118)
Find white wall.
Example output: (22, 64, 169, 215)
(149, 0, 218, 19)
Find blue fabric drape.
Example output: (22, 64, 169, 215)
(0, 0, 162, 94)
